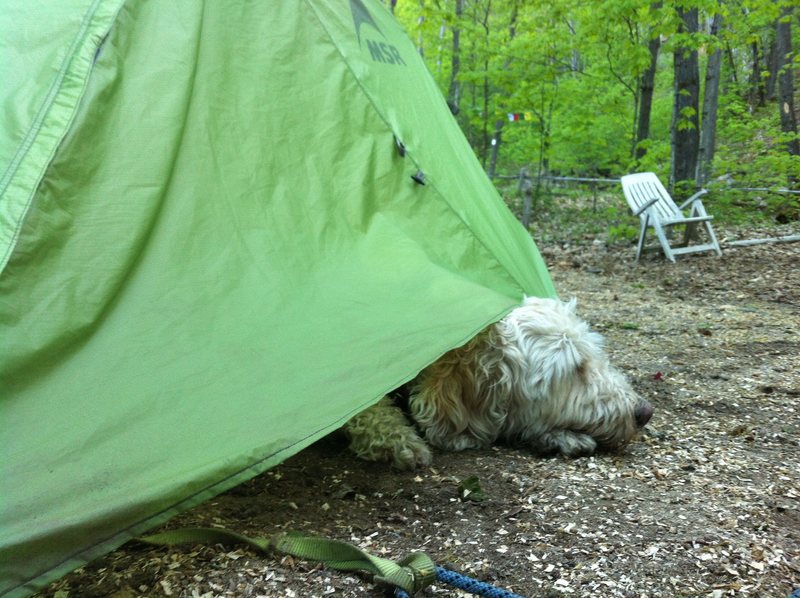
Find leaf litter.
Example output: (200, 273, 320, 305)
(40, 225, 799, 597)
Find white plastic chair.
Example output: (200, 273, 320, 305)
(620, 172, 722, 262)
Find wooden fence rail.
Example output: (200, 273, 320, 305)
(492, 169, 799, 229)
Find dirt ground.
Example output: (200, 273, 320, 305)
(41, 226, 799, 598)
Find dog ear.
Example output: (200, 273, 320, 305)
(534, 332, 585, 388)
(524, 295, 577, 311)
(532, 325, 606, 392)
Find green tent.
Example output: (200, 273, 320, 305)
(0, 1, 555, 595)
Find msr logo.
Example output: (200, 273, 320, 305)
(365, 39, 406, 65)
(349, 0, 407, 67)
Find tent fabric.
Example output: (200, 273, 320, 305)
(0, 1, 556, 596)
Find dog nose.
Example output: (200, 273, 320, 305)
(634, 402, 654, 427)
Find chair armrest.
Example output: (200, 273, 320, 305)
(678, 188, 708, 211)
(632, 196, 659, 217)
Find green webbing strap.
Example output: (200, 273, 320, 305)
(138, 528, 436, 594)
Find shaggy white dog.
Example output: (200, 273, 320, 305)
(344, 297, 653, 469)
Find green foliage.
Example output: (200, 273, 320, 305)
(713, 91, 800, 221)
(394, 0, 799, 222)
(608, 223, 640, 243)
(498, 184, 639, 245)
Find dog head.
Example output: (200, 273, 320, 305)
(505, 297, 653, 452)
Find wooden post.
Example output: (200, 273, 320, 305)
(518, 166, 534, 229)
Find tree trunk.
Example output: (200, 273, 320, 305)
(748, 41, 765, 108)
(487, 119, 504, 178)
(776, 4, 800, 161)
(537, 113, 552, 179)
(765, 35, 778, 101)
(697, 12, 723, 185)
(484, 2, 519, 175)
(477, 3, 491, 167)
(725, 41, 739, 87)
(416, 1, 425, 57)
(446, 0, 464, 115)
(481, 68, 491, 167)
(670, 7, 700, 191)
(635, 32, 661, 161)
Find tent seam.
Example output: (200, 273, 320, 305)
(0, 0, 102, 193)
(302, 0, 529, 301)
(0, 0, 123, 275)
(4, 1, 545, 592)
(9, 301, 518, 597)
(5, 407, 372, 593)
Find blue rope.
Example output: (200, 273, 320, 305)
(396, 572, 800, 598)
(394, 566, 526, 598)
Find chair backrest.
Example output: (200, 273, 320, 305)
(621, 172, 680, 221)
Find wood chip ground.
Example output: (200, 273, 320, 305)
(40, 226, 800, 598)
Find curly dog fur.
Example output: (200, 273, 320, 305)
(344, 297, 653, 469)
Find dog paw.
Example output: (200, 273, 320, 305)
(344, 398, 433, 469)
(392, 437, 433, 470)
(534, 430, 597, 457)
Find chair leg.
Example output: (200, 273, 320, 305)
(652, 221, 676, 262)
(636, 217, 649, 261)
(704, 221, 722, 256)
(684, 203, 703, 246)
(683, 222, 698, 245)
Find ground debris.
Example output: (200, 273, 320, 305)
(40, 229, 799, 597)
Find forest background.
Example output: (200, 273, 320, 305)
(389, 0, 800, 241)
